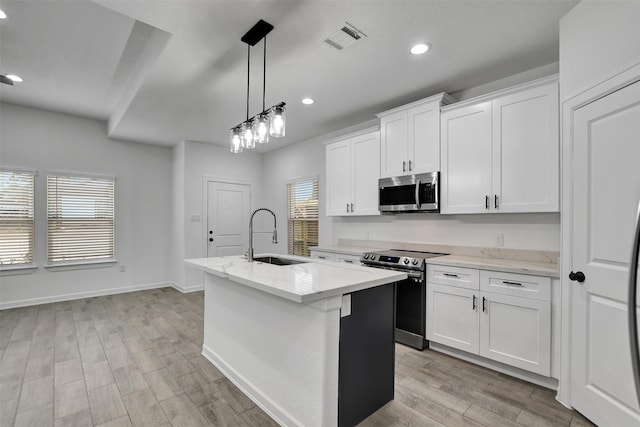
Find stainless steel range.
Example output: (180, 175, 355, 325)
(360, 249, 447, 350)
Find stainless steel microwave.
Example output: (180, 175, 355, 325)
(378, 172, 439, 213)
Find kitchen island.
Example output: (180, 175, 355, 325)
(185, 255, 406, 427)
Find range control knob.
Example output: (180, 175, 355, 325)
(403, 258, 410, 265)
(362, 254, 369, 260)
(412, 259, 419, 265)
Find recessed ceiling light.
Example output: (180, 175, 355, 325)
(0, 9, 7, 19)
(302, 98, 314, 105)
(410, 43, 431, 55)
(6, 74, 23, 82)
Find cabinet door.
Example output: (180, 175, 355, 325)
(479, 292, 551, 376)
(351, 132, 381, 216)
(492, 81, 559, 212)
(426, 283, 479, 353)
(379, 111, 408, 178)
(326, 140, 351, 216)
(408, 101, 440, 174)
(440, 102, 493, 214)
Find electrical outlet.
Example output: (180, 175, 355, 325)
(495, 233, 504, 247)
(119, 265, 126, 272)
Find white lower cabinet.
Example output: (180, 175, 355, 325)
(427, 265, 551, 376)
(310, 250, 337, 262)
(336, 254, 361, 265)
(309, 251, 361, 265)
(427, 283, 480, 354)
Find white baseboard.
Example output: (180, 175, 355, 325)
(429, 342, 559, 390)
(0, 282, 171, 310)
(169, 281, 204, 293)
(201, 344, 301, 427)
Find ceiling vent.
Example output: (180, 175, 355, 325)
(324, 22, 366, 51)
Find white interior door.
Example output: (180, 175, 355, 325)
(207, 181, 250, 257)
(570, 79, 640, 425)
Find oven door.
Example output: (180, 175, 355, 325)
(361, 263, 427, 350)
(395, 272, 427, 350)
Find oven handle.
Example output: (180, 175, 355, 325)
(361, 263, 423, 280)
(415, 179, 421, 210)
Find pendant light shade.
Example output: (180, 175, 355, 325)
(243, 120, 256, 149)
(254, 113, 270, 144)
(230, 127, 243, 153)
(229, 19, 285, 153)
(269, 104, 286, 138)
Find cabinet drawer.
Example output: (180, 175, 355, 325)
(427, 265, 479, 290)
(310, 251, 337, 262)
(337, 255, 361, 265)
(480, 270, 551, 301)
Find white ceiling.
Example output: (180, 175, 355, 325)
(0, 0, 578, 152)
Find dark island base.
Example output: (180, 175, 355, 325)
(338, 283, 396, 427)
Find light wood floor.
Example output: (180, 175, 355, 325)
(0, 288, 594, 427)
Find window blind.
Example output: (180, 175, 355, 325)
(287, 177, 319, 257)
(47, 175, 115, 263)
(0, 170, 35, 265)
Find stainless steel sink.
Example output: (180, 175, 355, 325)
(253, 256, 309, 266)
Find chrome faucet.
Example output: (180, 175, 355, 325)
(248, 208, 278, 262)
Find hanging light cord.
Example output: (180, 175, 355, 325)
(262, 37, 267, 112)
(246, 44, 251, 121)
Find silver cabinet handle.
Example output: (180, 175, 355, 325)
(402, 161, 406, 172)
(495, 195, 499, 209)
(408, 160, 412, 171)
(350, 203, 354, 212)
(628, 197, 640, 408)
(485, 195, 490, 210)
(502, 281, 522, 286)
(343, 259, 354, 264)
(482, 296, 487, 312)
(318, 256, 327, 259)
(346, 203, 349, 213)
(415, 179, 421, 210)
(443, 273, 459, 278)
(472, 295, 477, 310)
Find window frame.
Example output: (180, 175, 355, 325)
(45, 172, 116, 267)
(287, 175, 319, 257)
(0, 168, 36, 270)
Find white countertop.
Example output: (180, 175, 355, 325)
(309, 245, 387, 256)
(185, 254, 406, 304)
(310, 244, 559, 278)
(426, 255, 559, 278)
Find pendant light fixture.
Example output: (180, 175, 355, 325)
(230, 19, 286, 153)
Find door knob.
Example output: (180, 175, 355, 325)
(569, 271, 585, 283)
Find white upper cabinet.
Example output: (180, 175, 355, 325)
(378, 93, 454, 178)
(440, 101, 493, 213)
(326, 129, 380, 216)
(441, 76, 559, 214)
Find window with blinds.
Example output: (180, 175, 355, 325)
(47, 175, 115, 263)
(287, 177, 319, 257)
(0, 170, 35, 265)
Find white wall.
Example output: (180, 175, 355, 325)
(560, 0, 640, 101)
(332, 213, 560, 251)
(175, 141, 265, 291)
(263, 137, 333, 255)
(0, 103, 173, 308)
